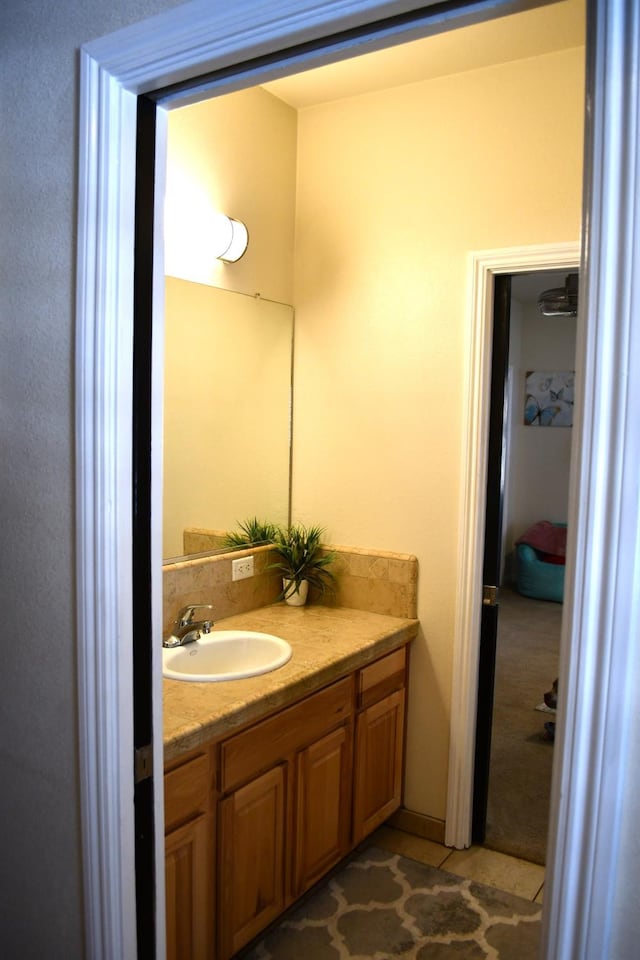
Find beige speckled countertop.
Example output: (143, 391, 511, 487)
(163, 603, 419, 763)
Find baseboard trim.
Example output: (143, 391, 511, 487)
(388, 808, 446, 845)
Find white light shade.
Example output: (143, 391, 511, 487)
(212, 213, 249, 263)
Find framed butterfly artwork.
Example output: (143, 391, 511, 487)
(524, 371, 574, 427)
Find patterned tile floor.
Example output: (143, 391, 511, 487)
(243, 829, 545, 959)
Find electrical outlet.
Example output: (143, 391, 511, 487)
(231, 555, 254, 581)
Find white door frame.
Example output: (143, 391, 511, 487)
(76, 1, 640, 958)
(446, 240, 581, 854)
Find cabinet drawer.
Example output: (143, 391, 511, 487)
(358, 647, 406, 709)
(164, 752, 209, 833)
(220, 676, 353, 793)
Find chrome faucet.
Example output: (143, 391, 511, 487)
(163, 604, 214, 648)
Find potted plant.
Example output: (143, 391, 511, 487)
(268, 524, 337, 606)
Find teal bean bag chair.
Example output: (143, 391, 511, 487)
(516, 543, 565, 602)
(515, 521, 566, 603)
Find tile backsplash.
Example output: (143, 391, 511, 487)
(326, 545, 418, 619)
(162, 545, 279, 635)
(181, 527, 228, 554)
(163, 542, 418, 635)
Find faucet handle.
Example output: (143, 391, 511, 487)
(175, 603, 214, 627)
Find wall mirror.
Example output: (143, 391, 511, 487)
(163, 276, 293, 561)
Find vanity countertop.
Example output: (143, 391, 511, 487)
(163, 603, 419, 763)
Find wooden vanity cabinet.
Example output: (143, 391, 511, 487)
(164, 642, 410, 960)
(353, 647, 407, 843)
(164, 750, 214, 960)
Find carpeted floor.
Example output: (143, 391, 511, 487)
(484, 587, 562, 865)
(243, 846, 542, 959)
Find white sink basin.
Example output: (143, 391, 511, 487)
(162, 630, 292, 682)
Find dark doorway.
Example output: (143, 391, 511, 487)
(472, 272, 511, 843)
(472, 270, 577, 863)
(132, 93, 159, 960)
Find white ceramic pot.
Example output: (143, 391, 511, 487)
(283, 578, 309, 606)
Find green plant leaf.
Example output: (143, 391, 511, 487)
(221, 516, 278, 547)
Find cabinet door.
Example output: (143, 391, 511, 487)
(293, 724, 352, 896)
(218, 764, 286, 960)
(165, 814, 209, 960)
(353, 688, 405, 842)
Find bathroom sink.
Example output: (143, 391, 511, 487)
(162, 630, 292, 682)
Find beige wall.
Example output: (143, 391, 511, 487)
(292, 47, 584, 819)
(165, 86, 297, 303)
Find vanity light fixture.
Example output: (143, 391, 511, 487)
(212, 213, 249, 263)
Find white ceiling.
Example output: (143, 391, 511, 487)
(263, 0, 584, 109)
